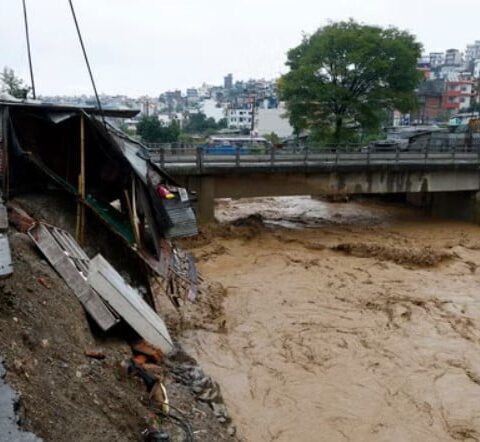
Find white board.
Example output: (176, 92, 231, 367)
(88, 254, 173, 354)
(0, 233, 12, 278)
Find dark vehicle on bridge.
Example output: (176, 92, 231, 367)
(365, 126, 448, 152)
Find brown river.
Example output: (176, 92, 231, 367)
(181, 196, 480, 442)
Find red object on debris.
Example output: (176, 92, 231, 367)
(156, 185, 174, 200)
(7, 204, 36, 233)
(133, 354, 147, 365)
(37, 277, 51, 289)
(84, 350, 106, 360)
(131, 340, 163, 364)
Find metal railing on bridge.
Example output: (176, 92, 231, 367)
(145, 142, 480, 173)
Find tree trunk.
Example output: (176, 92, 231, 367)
(334, 117, 343, 143)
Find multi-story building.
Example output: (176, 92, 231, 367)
(445, 49, 463, 66)
(224, 73, 233, 90)
(415, 79, 445, 123)
(200, 98, 226, 123)
(474, 60, 480, 79)
(186, 88, 198, 98)
(443, 80, 474, 111)
(465, 41, 480, 63)
(227, 107, 253, 130)
(254, 103, 293, 138)
(429, 52, 444, 68)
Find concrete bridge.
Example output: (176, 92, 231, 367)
(148, 146, 480, 223)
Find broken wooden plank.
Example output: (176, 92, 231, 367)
(88, 254, 173, 355)
(6, 203, 36, 233)
(0, 202, 8, 232)
(28, 224, 119, 331)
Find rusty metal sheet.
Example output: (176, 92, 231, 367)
(28, 224, 119, 331)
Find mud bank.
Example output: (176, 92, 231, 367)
(181, 196, 480, 441)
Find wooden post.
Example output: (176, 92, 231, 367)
(75, 114, 86, 244)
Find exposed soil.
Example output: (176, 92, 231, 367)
(0, 192, 235, 441)
(180, 196, 480, 442)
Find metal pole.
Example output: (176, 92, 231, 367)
(22, 0, 36, 99)
(196, 146, 203, 172)
(160, 148, 165, 168)
(235, 147, 240, 167)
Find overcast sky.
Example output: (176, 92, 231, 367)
(1, 0, 479, 97)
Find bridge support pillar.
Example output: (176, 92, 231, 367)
(188, 176, 216, 224)
(431, 191, 480, 223)
(408, 191, 480, 223)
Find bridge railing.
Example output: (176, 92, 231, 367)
(146, 144, 480, 171)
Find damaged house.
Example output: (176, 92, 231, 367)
(0, 97, 200, 351)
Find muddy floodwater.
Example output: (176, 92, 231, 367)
(181, 196, 480, 442)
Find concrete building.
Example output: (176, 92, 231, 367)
(254, 103, 293, 138)
(474, 60, 480, 79)
(186, 88, 198, 98)
(445, 49, 463, 66)
(227, 107, 253, 130)
(200, 99, 226, 123)
(443, 80, 473, 112)
(415, 79, 445, 124)
(139, 98, 159, 116)
(466, 41, 480, 63)
(224, 73, 233, 90)
(429, 52, 445, 68)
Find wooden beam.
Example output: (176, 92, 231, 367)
(76, 114, 86, 244)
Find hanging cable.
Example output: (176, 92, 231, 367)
(67, 0, 106, 126)
(22, 0, 36, 99)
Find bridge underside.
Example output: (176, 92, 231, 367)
(174, 168, 480, 223)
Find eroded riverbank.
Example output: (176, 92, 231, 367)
(181, 197, 480, 441)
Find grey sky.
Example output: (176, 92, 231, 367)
(1, 0, 479, 97)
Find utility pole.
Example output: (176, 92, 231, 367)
(22, 0, 36, 99)
(250, 94, 256, 135)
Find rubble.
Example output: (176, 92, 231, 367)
(0, 357, 42, 441)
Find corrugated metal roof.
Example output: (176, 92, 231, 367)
(0, 98, 139, 118)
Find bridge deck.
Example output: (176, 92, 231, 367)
(148, 146, 480, 175)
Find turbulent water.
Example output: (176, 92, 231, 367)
(182, 196, 480, 442)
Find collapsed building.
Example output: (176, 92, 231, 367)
(0, 96, 200, 344)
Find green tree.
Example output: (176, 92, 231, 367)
(183, 112, 225, 134)
(136, 116, 179, 143)
(279, 21, 422, 142)
(0, 67, 31, 99)
(264, 132, 281, 145)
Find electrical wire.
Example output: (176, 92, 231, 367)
(21, 0, 36, 99)
(67, 0, 106, 127)
(150, 403, 195, 442)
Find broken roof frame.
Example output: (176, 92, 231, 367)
(0, 99, 199, 305)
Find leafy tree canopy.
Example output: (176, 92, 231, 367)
(0, 67, 31, 99)
(278, 20, 422, 142)
(136, 116, 180, 143)
(183, 112, 227, 134)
